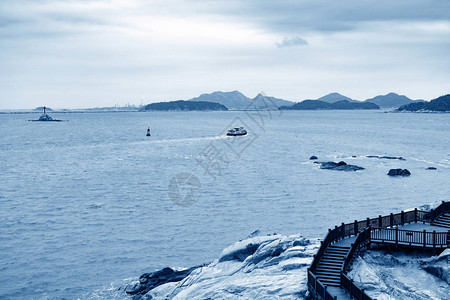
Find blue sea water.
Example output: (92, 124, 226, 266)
(0, 110, 449, 299)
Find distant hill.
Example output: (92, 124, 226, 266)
(188, 91, 250, 110)
(279, 100, 379, 110)
(316, 93, 358, 103)
(249, 93, 295, 110)
(364, 93, 424, 108)
(188, 91, 294, 110)
(140, 100, 228, 111)
(397, 94, 450, 112)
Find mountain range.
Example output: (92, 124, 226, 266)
(140, 91, 430, 111)
(188, 91, 424, 109)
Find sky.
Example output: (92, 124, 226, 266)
(0, 0, 449, 109)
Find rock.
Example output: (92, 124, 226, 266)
(125, 266, 199, 295)
(427, 167, 437, 170)
(367, 155, 405, 161)
(387, 169, 411, 176)
(309, 156, 318, 160)
(319, 161, 364, 171)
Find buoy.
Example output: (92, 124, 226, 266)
(146, 127, 151, 136)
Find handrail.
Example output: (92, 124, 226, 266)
(307, 270, 336, 300)
(340, 227, 373, 300)
(431, 201, 450, 220)
(310, 229, 332, 273)
(342, 227, 371, 273)
(371, 227, 449, 248)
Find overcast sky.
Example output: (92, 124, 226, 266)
(1, 0, 449, 109)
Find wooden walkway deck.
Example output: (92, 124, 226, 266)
(308, 202, 450, 300)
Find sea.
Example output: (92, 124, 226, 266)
(0, 110, 449, 299)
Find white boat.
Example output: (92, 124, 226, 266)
(227, 126, 247, 136)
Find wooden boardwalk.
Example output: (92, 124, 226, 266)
(308, 203, 450, 300)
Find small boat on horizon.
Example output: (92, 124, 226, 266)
(227, 126, 247, 136)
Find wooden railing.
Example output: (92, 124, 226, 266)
(371, 227, 449, 248)
(308, 201, 450, 300)
(340, 227, 372, 300)
(308, 270, 337, 300)
(431, 201, 450, 220)
(341, 273, 371, 300)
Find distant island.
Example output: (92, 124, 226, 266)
(279, 100, 380, 110)
(397, 94, 450, 112)
(34, 106, 53, 111)
(140, 100, 228, 111)
(365, 92, 424, 108)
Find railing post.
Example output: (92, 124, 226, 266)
(430, 209, 434, 223)
(423, 230, 426, 250)
(395, 227, 398, 247)
(401, 211, 404, 225)
(390, 213, 394, 227)
(414, 208, 418, 222)
(341, 222, 345, 238)
(350, 278, 353, 295)
(366, 217, 370, 228)
(354, 220, 358, 236)
(433, 230, 436, 254)
(378, 215, 382, 228)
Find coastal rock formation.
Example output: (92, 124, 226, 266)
(427, 167, 437, 170)
(319, 161, 365, 171)
(309, 156, 318, 160)
(124, 266, 199, 295)
(387, 169, 411, 176)
(123, 233, 318, 299)
(367, 155, 405, 161)
(348, 249, 450, 299)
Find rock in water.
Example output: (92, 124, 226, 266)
(125, 266, 199, 295)
(427, 167, 437, 170)
(309, 156, 318, 160)
(319, 161, 364, 171)
(387, 169, 411, 176)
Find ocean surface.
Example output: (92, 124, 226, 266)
(0, 110, 449, 299)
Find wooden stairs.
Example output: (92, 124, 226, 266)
(315, 245, 350, 287)
(432, 213, 450, 229)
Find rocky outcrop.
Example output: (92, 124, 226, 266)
(309, 156, 318, 160)
(387, 169, 411, 176)
(427, 167, 437, 170)
(124, 266, 200, 295)
(318, 161, 365, 171)
(367, 155, 405, 161)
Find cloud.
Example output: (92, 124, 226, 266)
(276, 37, 307, 48)
(0, 0, 449, 109)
